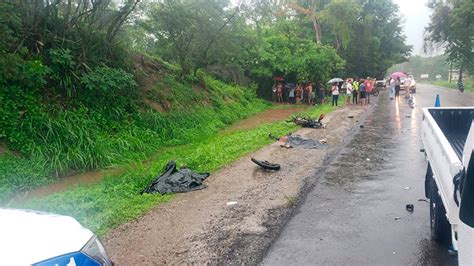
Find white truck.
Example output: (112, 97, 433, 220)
(421, 107, 474, 264)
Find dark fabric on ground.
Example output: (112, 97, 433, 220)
(143, 161, 210, 194)
(287, 135, 327, 149)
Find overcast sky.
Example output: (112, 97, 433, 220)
(394, 0, 432, 56)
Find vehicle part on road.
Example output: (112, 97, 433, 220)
(418, 198, 429, 203)
(404, 186, 411, 190)
(143, 161, 210, 194)
(292, 114, 325, 128)
(226, 201, 238, 206)
(251, 158, 281, 171)
(394, 217, 401, 220)
(406, 204, 414, 212)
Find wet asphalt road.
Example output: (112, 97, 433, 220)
(263, 84, 474, 265)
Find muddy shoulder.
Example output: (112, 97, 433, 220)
(103, 104, 371, 265)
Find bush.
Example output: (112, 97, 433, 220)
(80, 67, 138, 110)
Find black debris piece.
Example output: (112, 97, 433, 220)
(251, 158, 281, 171)
(406, 204, 414, 212)
(143, 161, 209, 194)
(293, 114, 325, 128)
(287, 135, 327, 149)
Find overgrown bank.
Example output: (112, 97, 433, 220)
(427, 80, 474, 93)
(10, 103, 339, 236)
(0, 57, 269, 202)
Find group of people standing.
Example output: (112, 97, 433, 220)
(272, 77, 377, 107)
(388, 76, 412, 100)
(274, 81, 326, 105)
(331, 78, 376, 107)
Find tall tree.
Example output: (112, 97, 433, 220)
(425, 0, 474, 84)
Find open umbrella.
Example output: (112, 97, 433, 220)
(327, 78, 343, 84)
(391, 71, 406, 78)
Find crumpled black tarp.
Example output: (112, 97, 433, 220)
(287, 135, 327, 149)
(143, 161, 210, 194)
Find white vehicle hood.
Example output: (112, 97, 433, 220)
(0, 208, 94, 265)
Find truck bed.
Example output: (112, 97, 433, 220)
(429, 109, 474, 159)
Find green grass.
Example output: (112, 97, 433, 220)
(10, 102, 339, 236)
(0, 74, 270, 202)
(427, 80, 474, 92)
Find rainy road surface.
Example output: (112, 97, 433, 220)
(263, 84, 474, 265)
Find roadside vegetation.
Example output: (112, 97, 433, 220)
(428, 80, 474, 93)
(12, 103, 339, 236)
(1, 0, 408, 233)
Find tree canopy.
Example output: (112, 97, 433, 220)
(425, 0, 474, 78)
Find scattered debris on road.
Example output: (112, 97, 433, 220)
(226, 202, 238, 206)
(274, 134, 328, 149)
(403, 186, 411, 190)
(394, 216, 401, 220)
(143, 161, 210, 194)
(286, 135, 327, 149)
(292, 114, 325, 128)
(418, 198, 429, 203)
(406, 204, 414, 212)
(251, 157, 281, 171)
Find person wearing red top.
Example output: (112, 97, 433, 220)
(365, 78, 373, 104)
(277, 82, 283, 103)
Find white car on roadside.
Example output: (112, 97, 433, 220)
(0, 208, 113, 266)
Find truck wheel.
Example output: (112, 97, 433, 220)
(429, 178, 451, 245)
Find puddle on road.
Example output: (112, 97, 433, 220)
(222, 105, 309, 133)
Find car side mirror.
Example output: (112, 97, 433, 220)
(460, 150, 474, 227)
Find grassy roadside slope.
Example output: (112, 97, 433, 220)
(426, 80, 474, 92)
(0, 56, 269, 202)
(12, 103, 339, 236)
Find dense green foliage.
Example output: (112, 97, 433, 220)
(134, 0, 410, 92)
(12, 103, 339, 236)
(425, 0, 473, 78)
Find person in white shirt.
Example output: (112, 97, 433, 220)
(404, 77, 412, 98)
(389, 77, 395, 100)
(345, 80, 353, 105)
(331, 82, 340, 106)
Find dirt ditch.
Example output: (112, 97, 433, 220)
(103, 103, 372, 265)
(223, 105, 309, 133)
